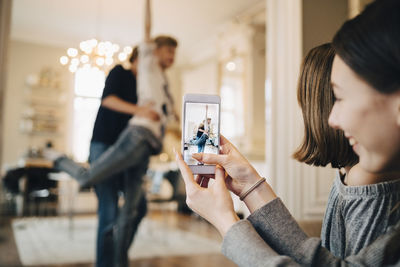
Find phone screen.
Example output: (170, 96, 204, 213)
(183, 102, 220, 166)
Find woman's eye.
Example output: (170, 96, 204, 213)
(333, 95, 342, 102)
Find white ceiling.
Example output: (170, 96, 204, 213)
(11, 0, 264, 64)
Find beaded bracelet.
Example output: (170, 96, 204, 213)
(239, 177, 266, 201)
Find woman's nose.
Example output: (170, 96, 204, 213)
(328, 107, 340, 129)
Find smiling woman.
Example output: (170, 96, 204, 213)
(329, 56, 400, 174)
(329, 0, 400, 173)
(176, 0, 400, 266)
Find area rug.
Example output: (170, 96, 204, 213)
(12, 216, 221, 266)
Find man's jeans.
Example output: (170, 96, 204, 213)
(55, 125, 161, 187)
(90, 141, 148, 267)
(195, 133, 208, 153)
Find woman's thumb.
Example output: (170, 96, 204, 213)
(215, 166, 227, 187)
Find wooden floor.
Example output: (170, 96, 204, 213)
(0, 210, 237, 267)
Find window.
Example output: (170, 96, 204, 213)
(72, 67, 104, 162)
(220, 56, 245, 147)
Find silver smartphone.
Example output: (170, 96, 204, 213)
(182, 94, 221, 174)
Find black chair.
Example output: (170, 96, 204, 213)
(2, 167, 59, 216)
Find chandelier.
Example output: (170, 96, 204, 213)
(59, 38, 133, 73)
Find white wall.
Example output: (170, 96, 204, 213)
(166, 66, 182, 113)
(181, 61, 219, 96)
(2, 40, 73, 169)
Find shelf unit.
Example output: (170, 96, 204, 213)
(20, 68, 68, 149)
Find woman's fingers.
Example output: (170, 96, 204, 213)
(191, 136, 235, 165)
(220, 135, 230, 146)
(195, 175, 202, 184)
(174, 148, 199, 192)
(192, 153, 228, 166)
(214, 166, 227, 186)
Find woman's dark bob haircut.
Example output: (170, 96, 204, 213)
(332, 0, 400, 94)
(293, 43, 358, 168)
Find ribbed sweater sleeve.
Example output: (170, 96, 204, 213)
(221, 198, 400, 266)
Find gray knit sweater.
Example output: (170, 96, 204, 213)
(221, 198, 400, 266)
(321, 174, 400, 258)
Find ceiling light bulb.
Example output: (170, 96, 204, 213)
(105, 58, 113, 66)
(89, 38, 98, 47)
(112, 44, 120, 53)
(97, 46, 106, 56)
(67, 48, 78, 57)
(60, 56, 69, 65)
(61, 39, 122, 70)
(79, 41, 88, 51)
(80, 55, 89, 63)
(71, 58, 80, 66)
(123, 46, 132, 54)
(96, 57, 105, 66)
(84, 47, 93, 55)
(105, 41, 112, 50)
(98, 42, 106, 50)
(105, 51, 114, 58)
(226, 61, 236, 72)
(118, 52, 127, 61)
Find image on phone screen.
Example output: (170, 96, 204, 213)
(183, 102, 220, 166)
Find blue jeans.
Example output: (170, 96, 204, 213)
(90, 141, 148, 267)
(195, 133, 208, 153)
(55, 125, 161, 187)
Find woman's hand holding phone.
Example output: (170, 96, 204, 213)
(175, 148, 239, 236)
(177, 135, 278, 226)
(192, 136, 277, 212)
(192, 136, 262, 196)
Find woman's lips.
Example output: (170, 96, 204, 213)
(344, 132, 359, 153)
(348, 137, 359, 154)
(348, 137, 356, 146)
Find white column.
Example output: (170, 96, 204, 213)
(0, 0, 12, 170)
(265, 0, 304, 218)
(265, 0, 338, 220)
